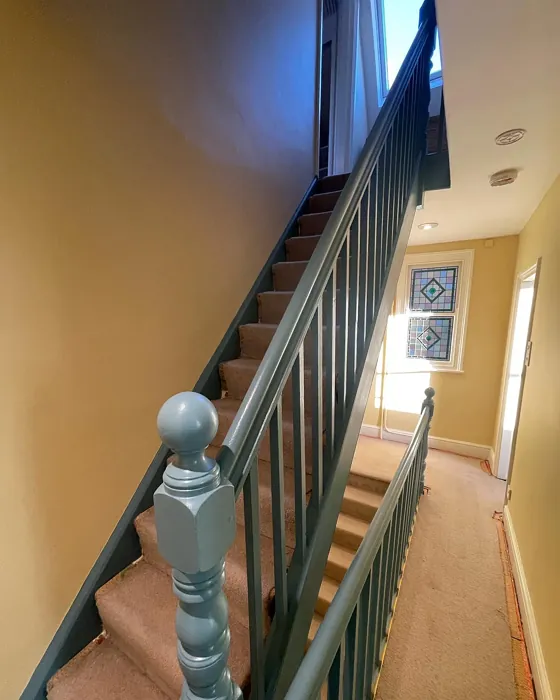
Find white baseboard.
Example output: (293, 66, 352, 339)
(503, 506, 553, 700)
(359, 424, 492, 461)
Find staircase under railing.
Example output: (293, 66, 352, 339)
(154, 2, 438, 699)
(284, 389, 435, 700)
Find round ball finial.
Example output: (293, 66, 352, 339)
(157, 392, 219, 455)
(424, 387, 435, 400)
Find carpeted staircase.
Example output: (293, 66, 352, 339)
(47, 174, 392, 700)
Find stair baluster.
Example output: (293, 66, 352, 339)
(154, 392, 242, 700)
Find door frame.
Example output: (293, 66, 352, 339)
(494, 259, 541, 496)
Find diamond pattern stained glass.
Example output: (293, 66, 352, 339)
(407, 317, 453, 360)
(410, 266, 458, 311)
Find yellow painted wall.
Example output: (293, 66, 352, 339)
(507, 176, 560, 697)
(364, 236, 519, 445)
(0, 1, 317, 695)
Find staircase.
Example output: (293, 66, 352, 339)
(35, 2, 441, 698)
(48, 173, 356, 699)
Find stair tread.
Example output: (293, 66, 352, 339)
(350, 460, 393, 485)
(327, 542, 355, 571)
(96, 559, 250, 696)
(318, 576, 339, 605)
(343, 485, 384, 510)
(47, 637, 168, 700)
(336, 512, 370, 537)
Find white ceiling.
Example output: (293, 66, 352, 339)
(410, 0, 560, 245)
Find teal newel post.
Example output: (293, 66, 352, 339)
(154, 392, 242, 700)
(420, 387, 435, 493)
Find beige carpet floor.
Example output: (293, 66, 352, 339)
(355, 439, 516, 700)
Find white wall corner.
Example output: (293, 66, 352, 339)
(503, 506, 554, 700)
(360, 424, 381, 439)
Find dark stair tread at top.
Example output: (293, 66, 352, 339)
(47, 637, 169, 700)
(316, 173, 350, 193)
(309, 189, 343, 214)
(95, 559, 251, 697)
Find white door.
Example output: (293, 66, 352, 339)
(496, 273, 537, 481)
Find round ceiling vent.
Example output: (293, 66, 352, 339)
(495, 129, 526, 146)
(490, 168, 519, 187)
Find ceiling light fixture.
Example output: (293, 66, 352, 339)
(418, 222, 439, 230)
(495, 128, 526, 146)
(490, 168, 519, 187)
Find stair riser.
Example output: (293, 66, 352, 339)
(298, 212, 331, 237)
(285, 235, 321, 262)
(220, 361, 326, 421)
(341, 496, 379, 522)
(213, 405, 313, 471)
(240, 324, 328, 363)
(258, 293, 293, 324)
(317, 173, 350, 193)
(347, 472, 390, 496)
(324, 558, 348, 583)
(315, 595, 332, 618)
(258, 292, 344, 326)
(333, 526, 364, 552)
(309, 190, 341, 214)
(273, 258, 344, 292)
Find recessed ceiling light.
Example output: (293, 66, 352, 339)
(495, 128, 526, 146)
(490, 168, 519, 187)
(418, 222, 439, 230)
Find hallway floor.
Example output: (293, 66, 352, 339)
(355, 437, 517, 700)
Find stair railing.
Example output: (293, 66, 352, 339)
(284, 389, 435, 699)
(154, 1, 437, 698)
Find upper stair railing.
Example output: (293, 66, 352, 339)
(154, 2, 437, 699)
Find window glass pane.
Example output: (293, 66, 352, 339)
(409, 265, 458, 312)
(382, 0, 442, 88)
(407, 316, 454, 360)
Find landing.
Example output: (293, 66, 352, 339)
(372, 447, 517, 700)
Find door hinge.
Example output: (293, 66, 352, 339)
(524, 340, 533, 367)
(507, 488, 512, 502)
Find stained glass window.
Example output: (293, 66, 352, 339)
(407, 317, 454, 360)
(410, 266, 458, 312)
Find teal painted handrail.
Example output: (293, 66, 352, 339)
(285, 389, 435, 699)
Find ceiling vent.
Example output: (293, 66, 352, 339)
(495, 129, 526, 146)
(489, 168, 519, 187)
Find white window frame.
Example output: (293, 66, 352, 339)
(373, 0, 442, 100)
(392, 249, 474, 373)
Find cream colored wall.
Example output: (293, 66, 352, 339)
(364, 236, 519, 446)
(0, 1, 317, 696)
(507, 176, 560, 697)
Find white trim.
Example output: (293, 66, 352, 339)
(503, 506, 553, 700)
(331, 0, 359, 173)
(494, 260, 540, 481)
(393, 249, 474, 373)
(360, 424, 492, 461)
